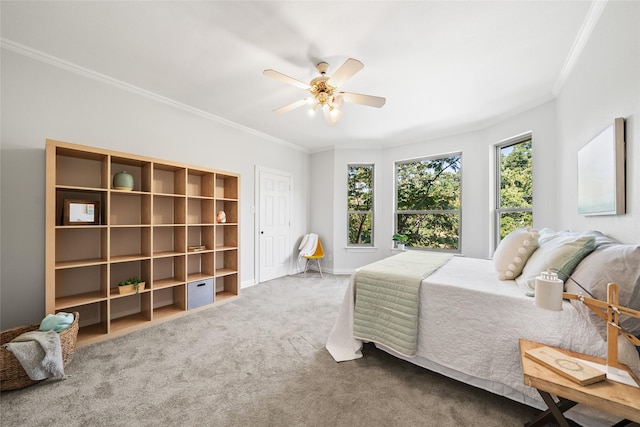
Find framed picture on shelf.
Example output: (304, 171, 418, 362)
(63, 199, 100, 225)
(577, 117, 625, 216)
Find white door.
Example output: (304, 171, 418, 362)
(257, 168, 291, 282)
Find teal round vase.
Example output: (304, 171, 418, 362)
(113, 171, 134, 191)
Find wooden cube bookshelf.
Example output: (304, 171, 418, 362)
(46, 139, 240, 347)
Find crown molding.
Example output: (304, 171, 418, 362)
(552, 0, 607, 96)
(1, 37, 309, 154)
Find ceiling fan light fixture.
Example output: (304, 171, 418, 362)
(308, 76, 336, 108)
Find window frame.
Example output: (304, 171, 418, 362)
(347, 163, 375, 247)
(494, 133, 533, 248)
(394, 152, 462, 253)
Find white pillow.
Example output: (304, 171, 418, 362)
(567, 243, 640, 339)
(516, 233, 596, 290)
(493, 227, 539, 280)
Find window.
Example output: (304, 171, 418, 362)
(347, 164, 374, 245)
(395, 154, 461, 251)
(495, 136, 533, 244)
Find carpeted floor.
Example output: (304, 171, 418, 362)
(1, 273, 541, 426)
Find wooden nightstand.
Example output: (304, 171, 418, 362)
(519, 338, 640, 427)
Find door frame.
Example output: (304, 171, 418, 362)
(254, 165, 293, 285)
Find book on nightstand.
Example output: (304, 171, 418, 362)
(525, 346, 607, 386)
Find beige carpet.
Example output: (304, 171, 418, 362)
(1, 273, 541, 426)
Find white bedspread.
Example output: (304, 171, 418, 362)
(326, 255, 640, 425)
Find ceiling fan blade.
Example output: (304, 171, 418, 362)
(273, 99, 309, 114)
(263, 69, 310, 90)
(341, 92, 386, 108)
(333, 94, 345, 110)
(326, 58, 363, 87)
(323, 105, 343, 126)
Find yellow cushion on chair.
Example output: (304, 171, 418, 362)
(304, 239, 324, 259)
(303, 238, 324, 277)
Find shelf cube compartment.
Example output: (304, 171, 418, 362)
(56, 148, 108, 189)
(215, 249, 238, 276)
(73, 301, 108, 344)
(187, 198, 215, 225)
(56, 189, 106, 226)
(187, 251, 215, 280)
(56, 227, 107, 266)
(187, 225, 214, 251)
(153, 226, 186, 256)
(215, 199, 237, 224)
(152, 255, 186, 289)
(110, 192, 151, 225)
(110, 157, 151, 192)
(109, 292, 152, 333)
(109, 227, 151, 261)
(153, 195, 186, 225)
(54, 264, 107, 310)
(215, 224, 237, 249)
(110, 259, 151, 296)
(153, 285, 187, 319)
(215, 174, 239, 199)
(187, 170, 215, 198)
(215, 274, 239, 301)
(153, 165, 186, 196)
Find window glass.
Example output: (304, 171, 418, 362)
(348, 164, 374, 245)
(395, 154, 461, 251)
(496, 138, 533, 242)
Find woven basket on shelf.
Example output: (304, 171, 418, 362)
(1, 312, 80, 391)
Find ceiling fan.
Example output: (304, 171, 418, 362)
(263, 58, 386, 126)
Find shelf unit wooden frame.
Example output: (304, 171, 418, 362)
(46, 139, 240, 347)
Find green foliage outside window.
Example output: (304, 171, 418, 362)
(348, 165, 373, 245)
(396, 155, 461, 250)
(498, 140, 533, 240)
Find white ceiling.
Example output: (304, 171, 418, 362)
(1, 1, 596, 152)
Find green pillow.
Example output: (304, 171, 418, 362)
(516, 234, 596, 290)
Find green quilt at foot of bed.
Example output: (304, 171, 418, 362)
(353, 251, 453, 357)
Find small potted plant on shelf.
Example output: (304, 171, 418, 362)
(392, 233, 409, 250)
(118, 276, 145, 295)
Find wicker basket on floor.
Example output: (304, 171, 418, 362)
(1, 312, 80, 391)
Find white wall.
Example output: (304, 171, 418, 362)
(1, 50, 310, 328)
(556, 0, 640, 242)
(306, 149, 334, 272)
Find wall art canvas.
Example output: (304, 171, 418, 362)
(577, 118, 625, 216)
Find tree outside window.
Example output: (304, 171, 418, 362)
(348, 164, 374, 245)
(496, 138, 533, 243)
(395, 154, 461, 251)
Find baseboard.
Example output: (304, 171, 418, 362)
(244, 268, 353, 289)
(293, 267, 353, 276)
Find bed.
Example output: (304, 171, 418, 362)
(326, 228, 640, 426)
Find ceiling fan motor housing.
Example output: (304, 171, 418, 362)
(316, 62, 329, 75)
